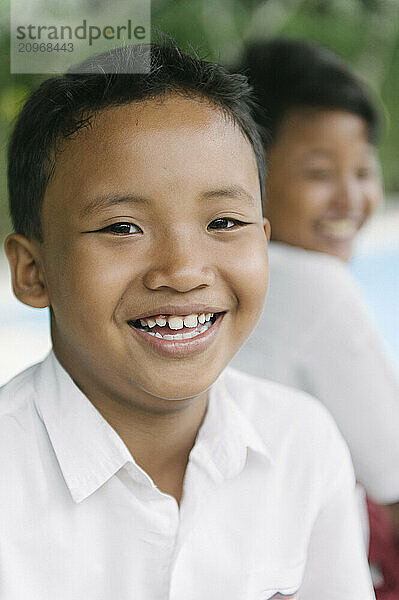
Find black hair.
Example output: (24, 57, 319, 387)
(8, 42, 265, 241)
(239, 38, 380, 148)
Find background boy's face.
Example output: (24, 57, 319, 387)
(265, 108, 382, 261)
(36, 95, 269, 407)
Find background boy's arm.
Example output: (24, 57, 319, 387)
(298, 275, 399, 507)
(299, 448, 375, 599)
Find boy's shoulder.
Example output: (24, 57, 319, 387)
(0, 362, 43, 444)
(265, 243, 370, 340)
(0, 362, 39, 415)
(269, 241, 345, 275)
(268, 242, 361, 304)
(223, 364, 335, 421)
(220, 366, 350, 468)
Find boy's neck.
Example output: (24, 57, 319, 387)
(94, 389, 208, 504)
(54, 346, 209, 504)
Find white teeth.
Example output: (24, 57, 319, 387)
(319, 219, 358, 237)
(168, 316, 184, 330)
(141, 319, 213, 341)
(137, 312, 216, 330)
(183, 314, 198, 328)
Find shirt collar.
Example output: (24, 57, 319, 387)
(34, 352, 134, 503)
(193, 368, 273, 481)
(33, 352, 272, 503)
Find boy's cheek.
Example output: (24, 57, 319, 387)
(236, 234, 269, 282)
(226, 236, 269, 319)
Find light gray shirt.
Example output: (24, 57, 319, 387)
(232, 242, 399, 503)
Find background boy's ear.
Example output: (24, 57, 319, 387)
(263, 218, 271, 242)
(4, 234, 50, 309)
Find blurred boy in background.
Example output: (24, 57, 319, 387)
(233, 38, 399, 598)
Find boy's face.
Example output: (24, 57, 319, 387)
(265, 108, 382, 261)
(26, 95, 269, 407)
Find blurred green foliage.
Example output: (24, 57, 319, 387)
(1, 0, 399, 237)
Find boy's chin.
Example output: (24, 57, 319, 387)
(138, 377, 217, 404)
(124, 345, 233, 405)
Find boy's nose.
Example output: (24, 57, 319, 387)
(331, 176, 363, 213)
(142, 233, 216, 292)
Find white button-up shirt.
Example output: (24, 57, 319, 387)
(0, 352, 374, 599)
(232, 242, 399, 504)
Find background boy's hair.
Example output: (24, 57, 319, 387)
(238, 37, 380, 148)
(8, 41, 265, 241)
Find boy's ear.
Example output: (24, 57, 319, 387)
(263, 218, 271, 242)
(4, 234, 50, 309)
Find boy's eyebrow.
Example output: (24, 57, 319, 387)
(80, 185, 257, 218)
(201, 185, 257, 206)
(80, 193, 149, 218)
(300, 149, 333, 160)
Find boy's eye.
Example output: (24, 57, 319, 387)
(101, 222, 142, 235)
(304, 168, 333, 181)
(357, 167, 375, 179)
(207, 218, 246, 230)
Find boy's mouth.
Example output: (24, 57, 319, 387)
(128, 311, 220, 340)
(315, 215, 362, 243)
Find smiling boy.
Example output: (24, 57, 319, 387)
(1, 43, 374, 598)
